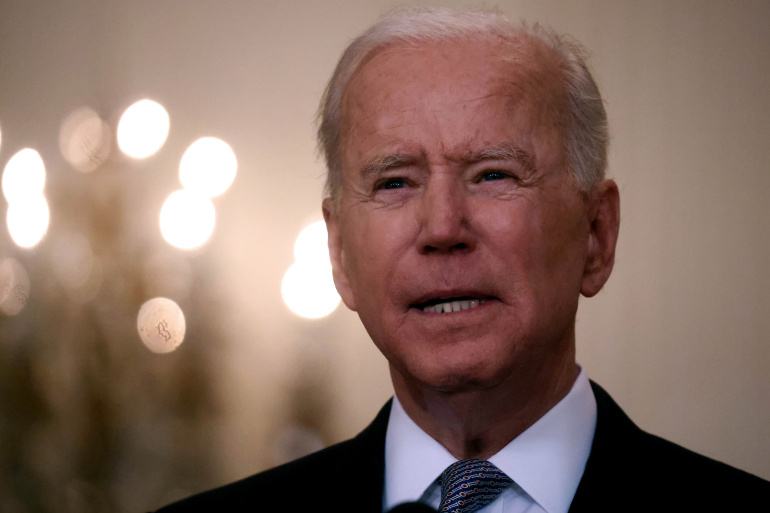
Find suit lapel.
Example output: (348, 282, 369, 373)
(342, 399, 392, 512)
(568, 381, 644, 513)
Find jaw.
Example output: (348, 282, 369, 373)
(388, 337, 580, 461)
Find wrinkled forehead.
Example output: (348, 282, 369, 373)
(339, 35, 569, 143)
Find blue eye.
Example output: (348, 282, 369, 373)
(480, 171, 508, 181)
(379, 178, 407, 189)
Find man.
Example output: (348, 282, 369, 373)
(156, 7, 768, 513)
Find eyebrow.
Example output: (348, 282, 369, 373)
(359, 141, 535, 179)
(360, 153, 422, 180)
(462, 142, 535, 172)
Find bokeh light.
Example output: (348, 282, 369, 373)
(7, 193, 50, 248)
(293, 220, 329, 262)
(0, 258, 30, 316)
(179, 137, 237, 197)
(2, 148, 46, 203)
(59, 107, 112, 173)
(136, 297, 186, 353)
(159, 189, 216, 250)
(51, 233, 102, 303)
(282, 221, 340, 319)
(281, 261, 340, 319)
(117, 99, 170, 159)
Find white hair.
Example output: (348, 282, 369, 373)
(318, 7, 608, 204)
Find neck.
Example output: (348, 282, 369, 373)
(391, 352, 578, 461)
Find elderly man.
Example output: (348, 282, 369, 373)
(156, 7, 768, 513)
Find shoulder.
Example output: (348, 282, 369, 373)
(570, 382, 769, 512)
(153, 400, 391, 513)
(638, 429, 767, 488)
(154, 438, 360, 512)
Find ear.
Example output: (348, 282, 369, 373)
(581, 179, 620, 297)
(323, 197, 357, 311)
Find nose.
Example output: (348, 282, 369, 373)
(417, 173, 474, 254)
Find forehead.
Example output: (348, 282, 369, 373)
(339, 36, 567, 164)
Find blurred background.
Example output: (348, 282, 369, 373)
(0, 1, 768, 511)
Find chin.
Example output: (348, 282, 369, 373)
(402, 357, 511, 394)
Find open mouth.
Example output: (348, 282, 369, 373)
(415, 297, 488, 313)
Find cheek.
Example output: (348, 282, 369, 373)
(530, 206, 590, 312)
(483, 197, 586, 288)
(482, 203, 542, 267)
(341, 231, 376, 297)
(341, 212, 412, 306)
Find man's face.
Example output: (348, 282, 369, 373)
(325, 39, 601, 393)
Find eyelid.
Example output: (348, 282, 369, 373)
(475, 168, 519, 182)
(374, 176, 409, 190)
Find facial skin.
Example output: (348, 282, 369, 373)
(324, 37, 619, 457)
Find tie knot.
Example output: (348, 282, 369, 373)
(439, 459, 512, 513)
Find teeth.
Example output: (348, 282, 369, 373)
(423, 299, 486, 313)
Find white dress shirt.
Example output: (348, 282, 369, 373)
(383, 367, 597, 513)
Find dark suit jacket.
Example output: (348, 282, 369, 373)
(155, 382, 769, 512)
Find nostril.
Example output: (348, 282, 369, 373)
(424, 241, 469, 253)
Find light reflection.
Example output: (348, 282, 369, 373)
(159, 189, 216, 250)
(0, 258, 30, 316)
(2, 148, 46, 203)
(117, 99, 170, 159)
(59, 107, 112, 173)
(7, 193, 50, 248)
(137, 297, 186, 353)
(179, 137, 237, 197)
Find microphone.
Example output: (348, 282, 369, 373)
(387, 502, 438, 513)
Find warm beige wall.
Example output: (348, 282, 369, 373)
(1, 0, 767, 490)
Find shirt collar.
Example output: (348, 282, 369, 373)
(383, 367, 597, 513)
(384, 395, 456, 511)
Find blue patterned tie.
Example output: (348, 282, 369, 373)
(439, 459, 512, 513)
